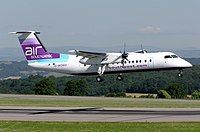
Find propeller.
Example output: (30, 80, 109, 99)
(121, 43, 129, 66)
(140, 44, 147, 53)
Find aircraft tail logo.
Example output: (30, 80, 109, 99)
(11, 31, 60, 61)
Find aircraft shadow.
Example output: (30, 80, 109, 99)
(0, 108, 200, 116)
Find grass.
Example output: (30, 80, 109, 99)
(0, 94, 200, 108)
(0, 121, 200, 132)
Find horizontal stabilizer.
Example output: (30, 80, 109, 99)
(10, 31, 40, 34)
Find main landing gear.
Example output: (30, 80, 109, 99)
(116, 74, 123, 81)
(96, 76, 104, 82)
(96, 65, 106, 82)
(96, 74, 123, 82)
(178, 69, 183, 77)
(96, 65, 123, 82)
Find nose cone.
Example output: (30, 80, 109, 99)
(180, 59, 192, 68)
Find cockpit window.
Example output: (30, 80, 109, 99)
(164, 55, 172, 59)
(164, 55, 178, 59)
(171, 55, 178, 58)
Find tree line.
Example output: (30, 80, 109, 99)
(0, 65, 200, 99)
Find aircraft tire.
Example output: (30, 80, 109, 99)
(178, 73, 183, 77)
(96, 76, 103, 82)
(116, 75, 123, 81)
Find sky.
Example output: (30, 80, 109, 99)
(0, 0, 200, 50)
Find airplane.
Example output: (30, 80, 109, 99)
(11, 31, 192, 82)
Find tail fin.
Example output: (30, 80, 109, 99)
(11, 31, 60, 61)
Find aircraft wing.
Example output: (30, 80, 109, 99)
(68, 50, 122, 64)
(75, 50, 107, 58)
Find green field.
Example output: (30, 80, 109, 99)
(0, 94, 200, 108)
(0, 121, 200, 132)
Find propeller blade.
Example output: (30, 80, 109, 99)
(123, 42, 126, 54)
(119, 42, 129, 66)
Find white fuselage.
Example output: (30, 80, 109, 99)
(28, 51, 192, 75)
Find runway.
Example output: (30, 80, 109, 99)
(0, 106, 200, 122)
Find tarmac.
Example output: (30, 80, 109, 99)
(0, 106, 200, 122)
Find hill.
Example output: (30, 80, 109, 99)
(0, 61, 46, 79)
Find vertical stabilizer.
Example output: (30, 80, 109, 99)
(11, 31, 60, 62)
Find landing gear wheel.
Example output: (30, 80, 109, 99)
(178, 70, 183, 77)
(116, 75, 123, 81)
(178, 73, 183, 77)
(96, 76, 103, 82)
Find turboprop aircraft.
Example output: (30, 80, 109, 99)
(11, 31, 192, 82)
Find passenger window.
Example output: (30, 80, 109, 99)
(145, 60, 147, 63)
(132, 61, 134, 63)
(136, 60, 138, 63)
(139, 60, 141, 63)
(150, 59, 152, 62)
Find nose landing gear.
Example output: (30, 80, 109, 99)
(178, 69, 183, 77)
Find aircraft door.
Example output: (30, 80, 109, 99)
(148, 57, 154, 69)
